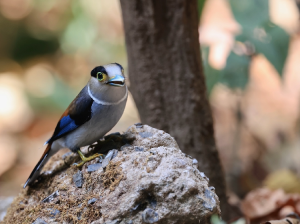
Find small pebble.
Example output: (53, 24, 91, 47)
(102, 149, 116, 168)
(32, 218, 47, 224)
(192, 158, 198, 165)
(142, 208, 159, 223)
(73, 171, 83, 188)
(87, 163, 102, 172)
(104, 220, 120, 224)
(134, 123, 143, 128)
(139, 132, 153, 138)
(88, 198, 97, 204)
(61, 152, 72, 160)
(134, 146, 144, 152)
(200, 172, 209, 181)
(42, 190, 59, 203)
(120, 144, 133, 151)
(98, 156, 104, 163)
(112, 149, 118, 159)
(209, 186, 215, 191)
(149, 199, 157, 209)
(49, 209, 60, 218)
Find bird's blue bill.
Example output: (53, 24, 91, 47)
(106, 75, 125, 87)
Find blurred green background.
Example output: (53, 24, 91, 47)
(1, 0, 300, 206)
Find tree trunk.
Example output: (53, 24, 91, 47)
(120, 0, 229, 218)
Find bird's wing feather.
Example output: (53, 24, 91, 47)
(45, 86, 94, 144)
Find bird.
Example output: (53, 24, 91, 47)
(23, 63, 128, 188)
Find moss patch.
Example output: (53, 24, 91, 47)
(101, 160, 123, 191)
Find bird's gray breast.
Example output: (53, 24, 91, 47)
(63, 100, 127, 149)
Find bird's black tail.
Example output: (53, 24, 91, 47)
(23, 143, 52, 188)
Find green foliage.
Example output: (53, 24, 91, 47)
(203, 0, 290, 95)
(229, 0, 269, 30)
(236, 22, 289, 76)
(202, 47, 250, 95)
(197, 0, 206, 19)
(210, 214, 246, 224)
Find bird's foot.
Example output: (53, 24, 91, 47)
(75, 150, 103, 167)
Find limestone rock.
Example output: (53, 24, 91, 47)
(3, 125, 220, 224)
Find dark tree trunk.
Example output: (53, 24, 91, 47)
(120, 0, 230, 218)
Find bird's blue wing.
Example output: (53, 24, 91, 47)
(45, 86, 94, 144)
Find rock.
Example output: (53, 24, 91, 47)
(61, 151, 78, 166)
(102, 149, 118, 168)
(42, 190, 59, 203)
(88, 198, 97, 205)
(61, 152, 72, 160)
(48, 208, 60, 218)
(192, 158, 198, 165)
(32, 218, 47, 224)
(73, 170, 83, 188)
(134, 123, 143, 128)
(103, 220, 120, 224)
(142, 208, 159, 223)
(139, 132, 153, 138)
(134, 146, 144, 151)
(112, 149, 118, 159)
(3, 125, 220, 224)
(87, 163, 102, 172)
(120, 144, 133, 151)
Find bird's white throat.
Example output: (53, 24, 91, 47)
(88, 85, 128, 105)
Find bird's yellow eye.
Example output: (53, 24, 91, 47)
(121, 68, 124, 75)
(97, 72, 106, 82)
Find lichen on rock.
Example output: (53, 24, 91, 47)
(2, 124, 221, 224)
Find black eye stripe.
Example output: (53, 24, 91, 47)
(91, 66, 107, 78)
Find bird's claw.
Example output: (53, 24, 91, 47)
(76, 151, 103, 167)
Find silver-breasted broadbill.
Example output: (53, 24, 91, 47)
(24, 63, 128, 188)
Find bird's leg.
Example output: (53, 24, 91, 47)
(76, 150, 103, 167)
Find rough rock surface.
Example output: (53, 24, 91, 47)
(2, 125, 220, 224)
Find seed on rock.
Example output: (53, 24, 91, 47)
(87, 163, 102, 172)
(142, 208, 159, 223)
(73, 171, 83, 188)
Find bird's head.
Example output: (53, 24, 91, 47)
(90, 63, 125, 88)
(88, 63, 127, 104)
